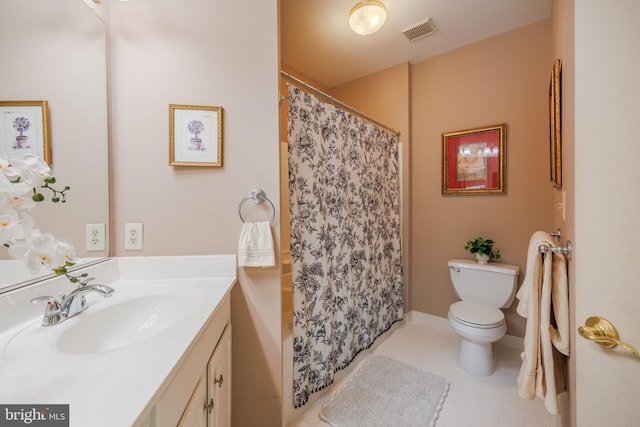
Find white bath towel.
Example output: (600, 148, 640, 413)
(238, 221, 275, 267)
(515, 231, 570, 415)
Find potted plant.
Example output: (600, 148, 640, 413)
(464, 237, 501, 264)
(12, 116, 31, 148)
(187, 119, 205, 150)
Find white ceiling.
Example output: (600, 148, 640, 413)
(280, 0, 552, 88)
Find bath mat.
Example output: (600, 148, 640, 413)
(319, 355, 449, 427)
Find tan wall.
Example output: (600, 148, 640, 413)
(109, 1, 282, 426)
(411, 19, 555, 337)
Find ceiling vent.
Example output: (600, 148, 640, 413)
(401, 18, 436, 42)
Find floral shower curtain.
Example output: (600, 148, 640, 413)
(287, 84, 404, 408)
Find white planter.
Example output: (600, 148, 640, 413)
(475, 253, 490, 264)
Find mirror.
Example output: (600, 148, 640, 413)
(0, 0, 109, 292)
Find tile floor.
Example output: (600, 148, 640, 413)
(284, 314, 560, 427)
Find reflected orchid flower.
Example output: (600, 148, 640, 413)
(8, 215, 77, 274)
(9, 230, 65, 274)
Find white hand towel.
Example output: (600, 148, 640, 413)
(238, 221, 275, 267)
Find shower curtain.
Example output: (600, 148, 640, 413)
(287, 84, 404, 408)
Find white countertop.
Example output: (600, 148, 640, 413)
(0, 256, 236, 427)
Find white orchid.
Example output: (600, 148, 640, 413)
(55, 237, 79, 267)
(0, 152, 69, 204)
(0, 179, 36, 211)
(0, 207, 23, 245)
(8, 229, 66, 274)
(8, 221, 78, 274)
(6, 153, 52, 187)
(1, 153, 89, 287)
(0, 155, 10, 174)
(6, 212, 36, 244)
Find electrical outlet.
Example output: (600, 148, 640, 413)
(86, 223, 106, 251)
(125, 223, 143, 250)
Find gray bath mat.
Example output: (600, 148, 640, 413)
(319, 355, 449, 427)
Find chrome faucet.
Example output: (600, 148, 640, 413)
(31, 284, 115, 326)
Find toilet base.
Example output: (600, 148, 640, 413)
(458, 338, 496, 376)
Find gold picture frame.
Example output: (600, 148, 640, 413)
(442, 124, 507, 195)
(549, 59, 562, 189)
(169, 104, 223, 167)
(0, 100, 51, 164)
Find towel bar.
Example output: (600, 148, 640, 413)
(238, 189, 276, 224)
(539, 240, 572, 260)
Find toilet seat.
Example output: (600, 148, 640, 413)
(449, 301, 504, 329)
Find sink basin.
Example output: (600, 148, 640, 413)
(56, 294, 184, 354)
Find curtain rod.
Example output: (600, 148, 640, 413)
(279, 71, 401, 137)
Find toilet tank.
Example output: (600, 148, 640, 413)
(448, 259, 520, 308)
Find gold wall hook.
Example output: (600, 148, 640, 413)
(578, 316, 639, 357)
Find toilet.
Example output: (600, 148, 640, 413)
(447, 259, 519, 376)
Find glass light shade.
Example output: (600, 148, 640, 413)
(349, 1, 387, 35)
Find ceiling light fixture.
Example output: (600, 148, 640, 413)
(349, 1, 387, 36)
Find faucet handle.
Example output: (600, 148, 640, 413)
(31, 296, 62, 310)
(31, 296, 62, 326)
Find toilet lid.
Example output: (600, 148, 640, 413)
(450, 301, 504, 328)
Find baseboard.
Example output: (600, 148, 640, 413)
(408, 310, 451, 328)
(500, 332, 524, 350)
(407, 310, 524, 350)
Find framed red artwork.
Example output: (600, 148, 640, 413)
(442, 124, 506, 195)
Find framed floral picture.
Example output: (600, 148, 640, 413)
(0, 100, 51, 164)
(169, 104, 223, 167)
(442, 124, 506, 195)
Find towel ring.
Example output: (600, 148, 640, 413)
(238, 189, 276, 224)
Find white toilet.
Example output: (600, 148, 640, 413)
(447, 259, 519, 376)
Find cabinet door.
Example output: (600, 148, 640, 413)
(207, 326, 231, 427)
(177, 376, 207, 427)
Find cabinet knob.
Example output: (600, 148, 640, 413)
(214, 374, 224, 388)
(204, 398, 214, 414)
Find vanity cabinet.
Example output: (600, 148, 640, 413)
(177, 377, 206, 426)
(179, 326, 231, 427)
(205, 326, 231, 427)
(151, 294, 231, 427)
